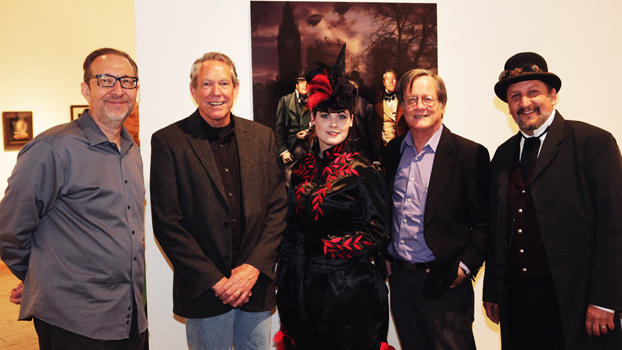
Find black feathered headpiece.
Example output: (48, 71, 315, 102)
(305, 44, 357, 114)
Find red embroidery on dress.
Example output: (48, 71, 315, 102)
(292, 143, 359, 221)
(322, 235, 374, 258)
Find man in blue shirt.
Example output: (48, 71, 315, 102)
(384, 69, 490, 349)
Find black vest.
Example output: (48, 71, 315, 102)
(505, 146, 552, 278)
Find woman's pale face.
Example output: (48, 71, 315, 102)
(312, 110, 353, 154)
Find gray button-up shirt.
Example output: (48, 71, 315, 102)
(0, 110, 147, 340)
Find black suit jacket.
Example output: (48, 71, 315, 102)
(150, 110, 287, 318)
(483, 112, 622, 349)
(384, 125, 490, 299)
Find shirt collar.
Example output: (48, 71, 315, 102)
(519, 110, 556, 139)
(200, 114, 235, 142)
(400, 124, 444, 154)
(77, 109, 109, 146)
(78, 109, 137, 154)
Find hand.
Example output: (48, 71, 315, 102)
(213, 264, 260, 308)
(9, 282, 24, 305)
(296, 130, 308, 139)
(586, 304, 615, 336)
(484, 302, 500, 324)
(450, 267, 467, 288)
(281, 151, 294, 165)
(385, 260, 392, 277)
(212, 277, 252, 308)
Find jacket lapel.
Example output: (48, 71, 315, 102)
(424, 126, 454, 228)
(494, 134, 519, 249)
(531, 112, 563, 182)
(287, 95, 301, 126)
(235, 116, 261, 247)
(184, 110, 227, 201)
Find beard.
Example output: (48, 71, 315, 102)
(92, 98, 133, 125)
(516, 106, 551, 132)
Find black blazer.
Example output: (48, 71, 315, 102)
(150, 110, 287, 318)
(384, 125, 490, 299)
(483, 113, 622, 349)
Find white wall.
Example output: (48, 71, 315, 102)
(136, 1, 622, 349)
(136, 0, 622, 349)
(0, 0, 137, 196)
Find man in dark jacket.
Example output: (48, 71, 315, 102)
(384, 68, 489, 349)
(150, 52, 286, 350)
(484, 52, 622, 350)
(275, 71, 311, 184)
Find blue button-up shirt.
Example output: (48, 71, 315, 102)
(389, 125, 443, 263)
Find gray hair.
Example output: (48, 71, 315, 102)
(189, 52, 239, 89)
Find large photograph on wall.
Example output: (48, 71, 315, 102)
(250, 1, 438, 130)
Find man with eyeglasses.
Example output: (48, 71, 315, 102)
(483, 52, 622, 349)
(383, 69, 490, 349)
(0, 48, 147, 349)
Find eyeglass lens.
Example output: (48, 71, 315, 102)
(96, 74, 138, 89)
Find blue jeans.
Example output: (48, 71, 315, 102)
(186, 309, 271, 350)
(389, 263, 476, 350)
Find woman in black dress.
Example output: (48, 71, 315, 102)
(274, 54, 393, 350)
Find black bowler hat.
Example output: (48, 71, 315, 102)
(494, 52, 562, 102)
(296, 67, 309, 81)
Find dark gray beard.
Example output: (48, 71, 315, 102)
(517, 107, 550, 132)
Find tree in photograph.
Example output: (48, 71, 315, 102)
(364, 3, 437, 80)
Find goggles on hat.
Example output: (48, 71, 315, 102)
(498, 63, 542, 82)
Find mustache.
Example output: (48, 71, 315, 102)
(517, 106, 540, 116)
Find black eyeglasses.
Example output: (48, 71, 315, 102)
(87, 74, 138, 89)
(498, 64, 542, 82)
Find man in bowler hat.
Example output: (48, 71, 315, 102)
(275, 69, 311, 184)
(483, 52, 622, 349)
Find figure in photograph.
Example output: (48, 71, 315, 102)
(274, 45, 392, 350)
(150, 52, 287, 350)
(374, 69, 405, 148)
(275, 69, 311, 184)
(346, 75, 381, 163)
(483, 52, 622, 350)
(11, 114, 30, 140)
(0, 47, 147, 349)
(384, 69, 489, 350)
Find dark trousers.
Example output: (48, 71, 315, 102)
(507, 276, 565, 350)
(34, 318, 146, 350)
(388, 262, 476, 350)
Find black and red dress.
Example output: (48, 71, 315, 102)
(275, 141, 392, 350)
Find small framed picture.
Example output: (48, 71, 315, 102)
(71, 105, 88, 120)
(3, 111, 33, 151)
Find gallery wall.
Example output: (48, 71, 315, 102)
(0, 0, 137, 196)
(136, 0, 622, 349)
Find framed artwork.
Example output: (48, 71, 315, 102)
(250, 1, 437, 129)
(3, 111, 33, 151)
(71, 105, 88, 120)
